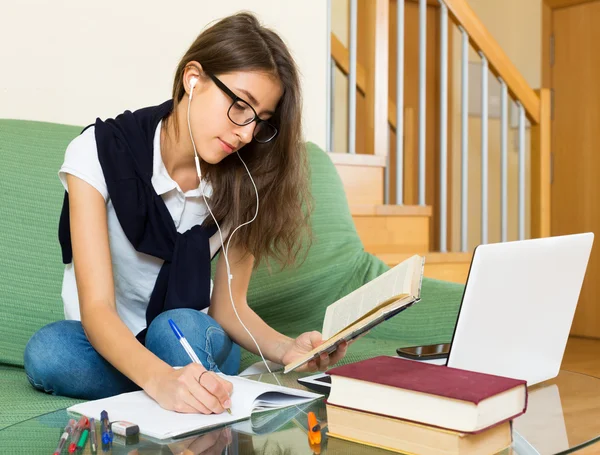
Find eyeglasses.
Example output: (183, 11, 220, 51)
(207, 73, 278, 144)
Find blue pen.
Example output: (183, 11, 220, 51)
(101, 410, 113, 448)
(168, 319, 232, 414)
(168, 319, 203, 364)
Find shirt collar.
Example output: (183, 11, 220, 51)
(151, 120, 213, 198)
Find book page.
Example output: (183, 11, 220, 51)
(321, 255, 421, 339)
(67, 374, 320, 440)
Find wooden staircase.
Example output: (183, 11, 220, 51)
(328, 153, 472, 284)
(351, 204, 430, 254)
(326, 0, 551, 285)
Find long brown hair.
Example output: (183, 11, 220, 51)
(165, 12, 312, 268)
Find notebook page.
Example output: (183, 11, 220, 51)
(67, 374, 321, 439)
(321, 255, 420, 339)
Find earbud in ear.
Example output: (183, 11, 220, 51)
(189, 77, 198, 89)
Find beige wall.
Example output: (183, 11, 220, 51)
(467, 0, 541, 89)
(450, 0, 540, 250)
(0, 0, 328, 148)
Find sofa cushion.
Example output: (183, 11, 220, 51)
(0, 365, 82, 431)
(0, 120, 83, 367)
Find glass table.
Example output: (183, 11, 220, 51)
(2, 369, 600, 455)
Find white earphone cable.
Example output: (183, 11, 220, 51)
(187, 84, 295, 393)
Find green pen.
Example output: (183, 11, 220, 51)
(77, 428, 89, 451)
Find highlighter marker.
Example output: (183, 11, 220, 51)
(307, 411, 321, 445)
(77, 429, 89, 450)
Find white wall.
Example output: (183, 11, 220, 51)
(0, 1, 327, 148)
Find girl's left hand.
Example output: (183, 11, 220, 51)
(280, 331, 349, 372)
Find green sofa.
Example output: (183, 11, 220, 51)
(0, 118, 464, 432)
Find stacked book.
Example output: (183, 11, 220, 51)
(325, 356, 528, 455)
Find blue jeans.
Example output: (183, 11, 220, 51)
(24, 309, 240, 400)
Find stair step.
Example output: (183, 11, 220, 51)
(329, 153, 386, 205)
(376, 252, 473, 284)
(351, 204, 431, 255)
(350, 204, 432, 216)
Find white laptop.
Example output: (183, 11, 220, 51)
(298, 233, 594, 391)
(422, 233, 594, 385)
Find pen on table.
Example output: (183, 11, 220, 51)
(76, 426, 89, 452)
(53, 418, 76, 455)
(68, 416, 89, 454)
(89, 417, 97, 453)
(168, 318, 233, 415)
(101, 410, 113, 445)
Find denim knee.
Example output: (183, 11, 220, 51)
(24, 320, 140, 399)
(24, 320, 79, 393)
(146, 309, 240, 374)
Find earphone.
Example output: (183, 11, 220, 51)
(187, 74, 318, 428)
(187, 75, 278, 378)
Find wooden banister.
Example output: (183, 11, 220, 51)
(531, 88, 552, 238)
(331, 33, 367, 96)
(337, 0, 541, 130)
(443, 0, 540, 124)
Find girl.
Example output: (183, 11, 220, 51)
(24, 12, 348, 414)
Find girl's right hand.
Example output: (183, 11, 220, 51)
(149, 363, 233, 414)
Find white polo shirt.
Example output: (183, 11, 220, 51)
(58, 120, 223, 336)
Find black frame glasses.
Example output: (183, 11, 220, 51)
(207, 73, 278, 144)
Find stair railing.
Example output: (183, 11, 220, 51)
(327, 0, 551, 252)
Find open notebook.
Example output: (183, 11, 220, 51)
(67, 374, 321, 440)
(284, 254, 425, 373)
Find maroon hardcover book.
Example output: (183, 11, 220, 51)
(327, 356, 528, 434)
(328, 356, 527, 404)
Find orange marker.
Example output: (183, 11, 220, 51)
(307, 411, 321, 445)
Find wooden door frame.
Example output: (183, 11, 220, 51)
(541, 0, 599, 238)
(544, 0, 597, 8)
(542, 0, 599, 89)
(543, 0, 600, 338)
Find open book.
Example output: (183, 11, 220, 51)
(67, 374, 321, 440)
(284, 254, 425, 373)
